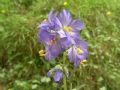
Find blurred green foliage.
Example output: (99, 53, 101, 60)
(0, 0, 120, 90)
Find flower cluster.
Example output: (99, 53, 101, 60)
(38, 10, 88, 67)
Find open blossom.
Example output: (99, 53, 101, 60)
(38, 28, 64, 60)
(44, 39, 64, 60)
(38, 12, 64, 60)
(56, 10, 84, 45)
(68, 40, 88, 67)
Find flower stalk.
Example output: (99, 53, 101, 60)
(63, 52, 67, 90)
(63, 74, 67, 90)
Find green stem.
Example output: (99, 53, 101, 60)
(63, 52, 67, 90)
(63, 75, 67, 90)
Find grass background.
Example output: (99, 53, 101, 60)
(0, 0, 120, 90)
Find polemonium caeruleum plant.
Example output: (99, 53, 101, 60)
(38, 10, 88, 90)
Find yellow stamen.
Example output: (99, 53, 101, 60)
(80, 60, 87, 64)
(50, 37, 56, 45)
(39, 50, 45, 56)
(76, 48, 83, 54)
(64, 26, 72, 32)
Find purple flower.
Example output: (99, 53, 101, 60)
(47, 68, 63, 83)
(68, 40, 88, 67)
(38, 11, 59, 44)
(44, 37, 64, 60)
(55, 10, 84, 46)
(38, 21, 56, 44)
(38, 24, 64, 60)
(54, 70, 63, 83)
(38, 11, 64, 60)
(47, 65, 69, 83)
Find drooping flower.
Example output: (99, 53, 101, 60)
(47, 65, 69, 83)
(47, 69, 62, 83)
(68, 40, 88, 67)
